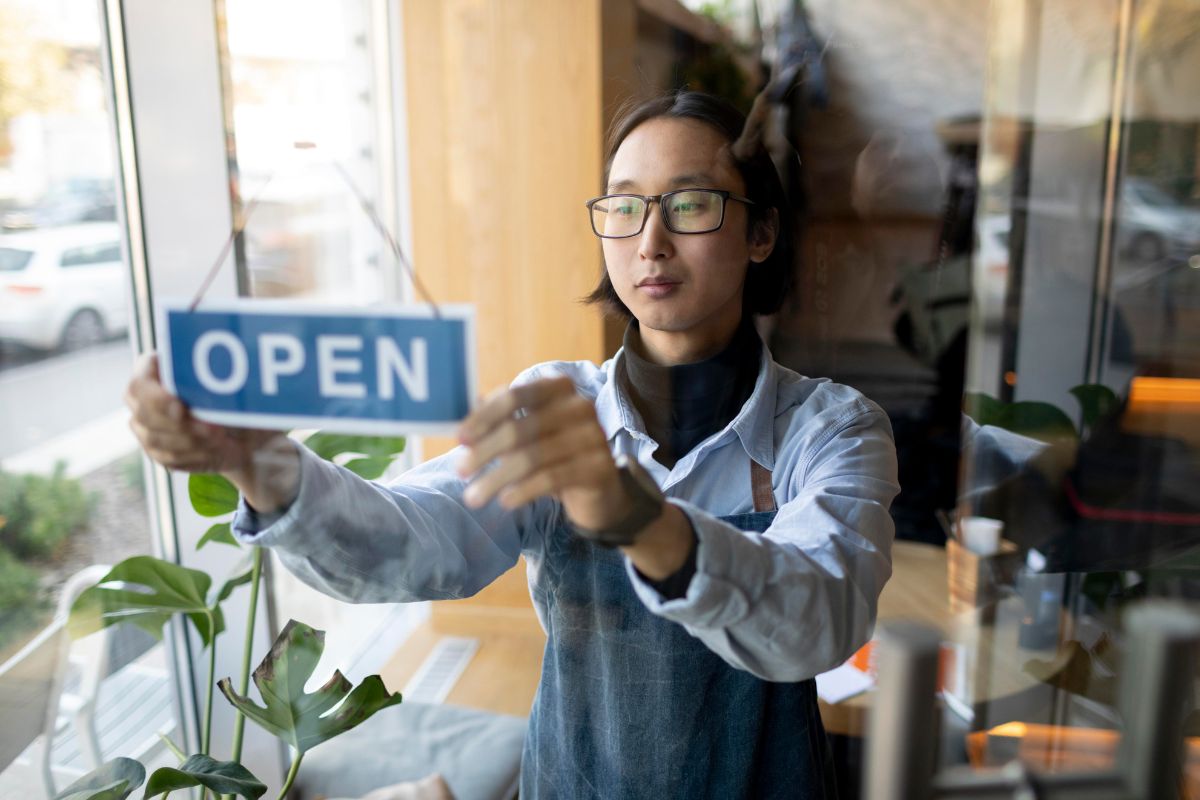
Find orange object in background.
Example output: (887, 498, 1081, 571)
(966, 722, 1200, 797)
(1124, 376, 1200, 449)
(846, 639, 955, 692)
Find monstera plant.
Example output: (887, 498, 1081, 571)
(57, 433, 407, 800)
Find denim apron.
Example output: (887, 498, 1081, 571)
(521, 461, 837, 799)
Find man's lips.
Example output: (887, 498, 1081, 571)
(636, 277, 681, 298)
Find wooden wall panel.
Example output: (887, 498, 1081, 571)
(396, 0, 731, 635)
(402, 0, 606, 462)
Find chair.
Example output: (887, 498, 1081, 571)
(0, 564, 175, 798)
(0, 564, 110, 796)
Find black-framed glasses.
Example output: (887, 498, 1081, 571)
(585, 188, 755, 239)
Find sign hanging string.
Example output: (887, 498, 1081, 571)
(188, 141, 442, 319)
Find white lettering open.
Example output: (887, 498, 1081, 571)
(258, 333, 306, 395)
(317, 335, 367, 399)
(193, 330, 249, 395)
(377, 337, 429, 402)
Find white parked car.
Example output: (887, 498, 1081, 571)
(0, 223, 128, 351)
(1119, 178, 1200, 263)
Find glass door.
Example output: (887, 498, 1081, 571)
(953, 0, 1200, 776)
(0, 1, 181, 796)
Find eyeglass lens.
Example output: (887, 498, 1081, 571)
(591, 190, 725, 237)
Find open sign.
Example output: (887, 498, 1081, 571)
(160, 300, 476, 435)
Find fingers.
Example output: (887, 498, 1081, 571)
(456, 376, 610, 510)
(125, 352, 187, 428)
(131, 416, 224, 472)
(130, 417, 200, 456)
(457, 389, 600, 477)
(134, 351, 160, 382)
(125, 350, 249, 473)
(463, 425, 586, 509)
(458, 376, 576, 445)
(494, 451, 614, 510)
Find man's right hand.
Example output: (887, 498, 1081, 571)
(125, 353, 300, 513)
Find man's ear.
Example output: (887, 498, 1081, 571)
(749, 208, 779, 264)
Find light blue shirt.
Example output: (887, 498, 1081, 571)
(233, 344, 900, 682)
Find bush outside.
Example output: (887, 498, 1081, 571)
(0, 545, 44, 652)
(0, 463, 92, 559)
(0, 463, 93, 653)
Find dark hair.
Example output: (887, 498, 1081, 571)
(584, 90, 793, 318)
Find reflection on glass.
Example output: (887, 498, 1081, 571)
(222, 0, 385, 304)
(954, 0, 1200, 779)
(219, 0, 412, 692)
(0, 223, 126, 351)
(0, 1, 176, 797)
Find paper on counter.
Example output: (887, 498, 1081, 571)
(815, 662, 875, 704)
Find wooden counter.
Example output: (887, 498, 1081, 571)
(821, 540, 1054, 737)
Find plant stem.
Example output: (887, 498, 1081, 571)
(198, 611, 219, 800)
(158, 732, 187, 763)
(221, 548, 264, 800)
(275, 752, 304, 800)
(203, 609, 217, 756)
(230, 548, 263, 763)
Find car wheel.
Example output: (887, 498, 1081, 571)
(1130, 232, 1166, 263)
(60, 309, 106, 352)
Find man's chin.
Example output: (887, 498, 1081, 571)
(633, 315, 693, 335)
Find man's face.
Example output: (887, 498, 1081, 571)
(602, 117, 773, 361)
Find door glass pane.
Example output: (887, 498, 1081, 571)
(220, 0, 411, 678)
(223, 0, 387, 305)
(0, 1, 179, 796)
(955, 0, 1200, 774)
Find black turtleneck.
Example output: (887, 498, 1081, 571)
(621, 318, 762, 599)
(621, 318, 762, 470)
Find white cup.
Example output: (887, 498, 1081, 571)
(960, 516, 1004, 556)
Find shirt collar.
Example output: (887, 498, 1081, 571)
(727, 343, 778, 470)
(595, 337, 779, 470)
(596, 348, 640, 441)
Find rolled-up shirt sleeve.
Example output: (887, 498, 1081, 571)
(232, 440, 553, 604)
(625, 404, 899, 682)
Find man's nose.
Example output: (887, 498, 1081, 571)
(637, 201, 673, 260)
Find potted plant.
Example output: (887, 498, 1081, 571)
(55, 433, 408, 800)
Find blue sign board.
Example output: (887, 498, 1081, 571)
(160, 300, 476, 434)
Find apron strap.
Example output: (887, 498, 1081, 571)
(750, 460, 777, 513)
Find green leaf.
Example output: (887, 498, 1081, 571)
(142, 754, 266, 800)
(302, 432, 405, 461)
(67, 556, 224, 647)
(963, 392, 1077, 442)
(1070, 384, 1120, 429)
(57, 782, 129, 800)
(197, 521, 240, 550)
(53, 758, 145, 800)
(963, 392, 1006, 427)
(342, 456, 395, 480)
(188, 473, 240, 517)
(212, 555, 256, 606)
(218, 620, 403, 754)
(1003, 401, 1077, 440)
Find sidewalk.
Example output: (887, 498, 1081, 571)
(0, 409, 137, 478)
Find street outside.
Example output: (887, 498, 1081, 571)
(0, 338, 154, 673)
(0, 340, 134, 474)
